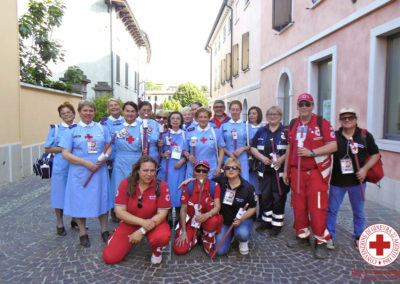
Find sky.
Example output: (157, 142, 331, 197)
(128, 0, 222, 87)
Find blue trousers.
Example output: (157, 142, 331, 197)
(215, 218, 254, 256)
(326, 184, 366, 240)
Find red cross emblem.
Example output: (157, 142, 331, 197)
(369, 234, 391, 256)
(200, 137, 207, 143)
(126, 136, 135, 144)
(171, 142, 178, 147)
(85, 134, 93, 140)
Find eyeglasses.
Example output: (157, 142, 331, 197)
(195, 168, 209, 174)
(224, 166, 240, 171)
(340, 116, 356, 122)
(137, 195, 143, 209)
(298, 102, 312, 108)
(60, 111, 73, 116)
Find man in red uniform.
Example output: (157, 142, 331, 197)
(210, 100, 230, 129)
(173, 161, 223, 256)
(283, 93, 337, 259)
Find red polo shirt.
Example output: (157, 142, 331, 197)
(210, 113, 230, 129)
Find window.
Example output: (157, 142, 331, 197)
(384, 33, 400, 140)
(223, 26, 226, 42)
(272, 0, 292, 32)
(242, 98, 248, 121)
(221, 59, 226, 85)
(242, 32, 249, 71)
(233, 44, 239, 77)
(116, 55, 121, 84)
(155, 95, 158, 102)
(134, 71, 139, 93)
(125, 63, 129, 87)
(317, 58, 332, 121)
(168, 96, 172, 101)
(226, 53, 231, 81)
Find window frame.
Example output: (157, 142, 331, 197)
(116, 54, 121, 84)
(125, 62, 129, 87)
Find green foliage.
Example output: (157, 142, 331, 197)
(172, 82, 208, 108)
(43, 80, 72, 92)
(93, 94, 122, 122)
(19, 0, 66, 86)
(162, 99, 182, 112)
(201, 85, 209, 94)
(146, 81, 162, 91)
(63, 65, 84, 83)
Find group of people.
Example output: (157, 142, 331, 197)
(45, 92, 380, 264)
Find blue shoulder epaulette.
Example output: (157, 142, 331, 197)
(50, 124, 55, 128)
(100, 117, 108, 125)
(69, 124, 77, 129)
(187, 127, 195, 132)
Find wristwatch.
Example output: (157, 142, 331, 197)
(311, 150, 316, 157)
(139, 227, 147, 235)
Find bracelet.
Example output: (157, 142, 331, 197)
(139, 227, 146, 235)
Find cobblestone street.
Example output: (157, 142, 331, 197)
(0, 176, 399, 283)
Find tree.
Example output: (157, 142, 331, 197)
(172, 82, 208, 107)
(19, 0, 66, 86)
(201, 85, 209, 94)
(146, 81, 162, 91)
(162, 99, 182, 112)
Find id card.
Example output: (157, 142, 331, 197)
(117, 127, 129, 138)
(296, 126, 308, 141)
(171, 146, 182, 160)
(87, 140, 98, 153)
(340, 158, 354, 174)
(222, 189, 236, 205)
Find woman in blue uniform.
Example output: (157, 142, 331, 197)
(137, 101, 160, 162)
(183, 107, 225, 179)
(44, 102, 76, 236)
(221, 100, 250, 181)
(110, 101, 142, 219)
(60, 100, 112, 248)
(247, 106, 263, 219)
(158, 111, 187, 217)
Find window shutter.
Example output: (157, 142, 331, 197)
(233, 44, 239, 76)
(221, 59, 226, 85)
(242, 32, 249, 71)
(125, 63, 129, 87)
(272, 0, 292, 32)
(226, 53, 231, 81)
(116, 55, 121, 83)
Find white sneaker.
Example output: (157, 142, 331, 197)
(326, 239, 335, 250)
(239, 241, 249, 255)
(151, 253, 162, 265)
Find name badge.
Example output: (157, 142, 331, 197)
(296, 126, 308, 141)
(340, 158, 354, 174)
(222, 189, 236, 206)
(171, 146, 182, 160)
(149, 195, 156, 200)
(117, 127, 129, 138)
(87, 140, 98, 153)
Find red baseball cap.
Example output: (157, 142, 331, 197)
(297, 93, 314, 103)
(194, 160, 210, 170)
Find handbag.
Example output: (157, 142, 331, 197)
(361, 129, 384, 184)
(33, 153, 55, 179)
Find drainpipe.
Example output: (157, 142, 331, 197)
(109, 2, 114, 96)
(226, 2, 233, 88)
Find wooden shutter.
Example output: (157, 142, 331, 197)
(233, 44, 239, 76)
(226, 53, 231, 80)
(242, 32, 249, 71)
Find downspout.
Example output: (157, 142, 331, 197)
(226, 2, 233, 88)
(109, 2, 114, 96)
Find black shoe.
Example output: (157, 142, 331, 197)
(101, 231, 110, 243)
(314, 242, 329, 259)
(287, 237, 311, 248)
(71, 220, 78, 229)
(79, 234, 90, 248)
(56, 226, 67, 236)
(256, 223, 272, 232)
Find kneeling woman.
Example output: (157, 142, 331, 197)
(103, 156, 171, 265)
(214, 158, 257, 256)
(174, 161, 222, 256)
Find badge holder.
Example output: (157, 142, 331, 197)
(340, 140, 354, 174)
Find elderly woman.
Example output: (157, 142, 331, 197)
(44, 102, 76, 236)
(250, 106, 289, 236)
(221, 100, 250, 181)
(110, 102, 142, 222)
(137, 101, 160, 162)
(184, 107, 225, 179)
(158, 111, 186, 216)
(103, 156, 171, 265)
(182, 106, 193, 130)
(60, 100, 112, 248)
(213, 158, 257, 256)
(174, 160, 222, 256)
(247, 106, 263, 220)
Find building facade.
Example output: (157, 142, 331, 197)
(48, 0, 150, 102)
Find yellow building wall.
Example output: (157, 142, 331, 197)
(0, 0, 20, 145)
(20, 84, 82, 146)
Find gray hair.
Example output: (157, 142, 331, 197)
(78, 100, 96, 112)
(182, 106, 191, 113)
(213, 100, 225, 107)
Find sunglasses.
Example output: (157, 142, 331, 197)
(298, 102, 312, 108)
(137, 195, 143, 209)
(224, 166, 240, 171)
(340, 116, 356, 122)
(195, 168, 209, 174)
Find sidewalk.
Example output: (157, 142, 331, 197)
(0, 176, 399, 283)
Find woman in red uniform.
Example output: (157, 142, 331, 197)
(173, 160, 223, 256)
(103, 156, 171, 265)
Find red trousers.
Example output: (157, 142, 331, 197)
(290, 167, 330, 243)
(103, 221, 171, 264)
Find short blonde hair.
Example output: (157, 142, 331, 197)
(78, 100, 96, 112)
(195, 107, 212, 119)
(107, 98, 120, 106)
(266, 105, 283, 117)
(224, 157, 241, 172)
